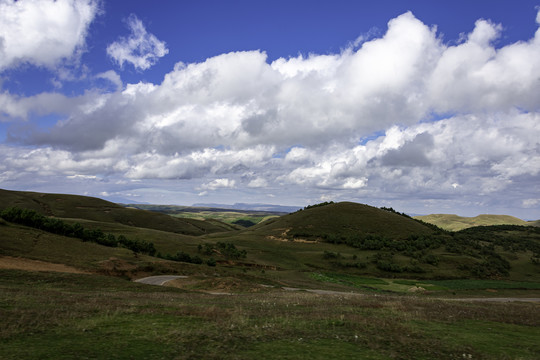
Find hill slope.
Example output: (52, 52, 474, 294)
(0, 189, 231, 236)
(250, 202, 435, 240)
(414, 214, 529, 231)
(2, 193, 540, 282)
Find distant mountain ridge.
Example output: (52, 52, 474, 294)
(192, 202, 300, 213)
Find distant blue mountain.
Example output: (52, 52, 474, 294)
(192, 202, 300, 213)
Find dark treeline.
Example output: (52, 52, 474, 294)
(0, 207, 156, 256)
(232, 219, 257, 227)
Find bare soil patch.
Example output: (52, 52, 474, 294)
(0, 255, 90, 274)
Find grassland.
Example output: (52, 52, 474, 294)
(2, 269, 539, 360)
(1, 189, 540, 359)
(0, 189, 233, 235)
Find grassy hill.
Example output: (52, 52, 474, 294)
(250, 202, 435, 240)
(0, 189, 232, 236)
(414, 213, 530, 231)
(3, 191, 540, 281)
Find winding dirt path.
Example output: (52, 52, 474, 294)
(135, 276, 540, 302)
(133, 275, 188, 286)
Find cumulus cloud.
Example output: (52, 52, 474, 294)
(107, 14, 168, 70)
(0, 0, 98, 71)
(198, 178, 236, 193)
(248, 177, 268, 188)
(2, 10, 540, 216)
(96, 70, 123, 91)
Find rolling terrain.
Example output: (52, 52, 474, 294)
(126, 203, 284, 228)
(0, 189, 233, 236)
(1, 188, 540, 359)
(414, 213, 535, 231)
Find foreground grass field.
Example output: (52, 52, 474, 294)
(1, 269, 539, 360)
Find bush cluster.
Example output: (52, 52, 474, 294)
(455, 225, 540, 254)
(0, 207, 156, 255)
(232, 219, 256, 227)
(322, 233, 444, 252)
(295, 201, 335, 212)
(159, 251, 205, 265)
(198, 242, 247, 260)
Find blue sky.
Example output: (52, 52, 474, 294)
(1, 0, 540, 218)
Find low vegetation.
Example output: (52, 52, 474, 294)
(1, 189, 539, 359)
(157, 242, 247, 267)
(1, 270, 539, 359)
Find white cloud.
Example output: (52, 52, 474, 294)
(16, 10, 540, 153)
(0, 0, 98, 71)
(248, 177, 268, 188)
(523, 199, 540, 208)
(96, 70, 123, 91)
(2, 10, 540, 217)
(107, 14, 168, 70)
(67, 174, 97, 180)
(198, 178, 236, 191)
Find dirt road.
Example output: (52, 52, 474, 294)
(133, 275, 188, 286)
(133, 276, 540, 302)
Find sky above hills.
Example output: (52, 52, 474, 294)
(1, 0, 540, 218)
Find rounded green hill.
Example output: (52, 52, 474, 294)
(251, 202, 434, 240)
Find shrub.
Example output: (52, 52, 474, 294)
(376, 260, 403, 273)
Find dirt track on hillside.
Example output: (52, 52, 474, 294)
(0, 256, 90, 274)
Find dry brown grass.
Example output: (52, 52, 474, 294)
(0, 255, 90, 274)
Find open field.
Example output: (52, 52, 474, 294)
(1, 269, 539, 360)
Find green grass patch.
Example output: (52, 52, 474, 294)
(2, 269, 539, 359)
(428, 279, 540, 290)
(310, 272, 389, 289)
(238, 339, 386, 359)
(411, 320, 540, 359)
